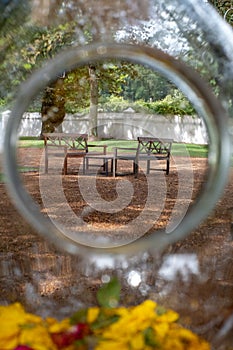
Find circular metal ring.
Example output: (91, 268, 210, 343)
(3, 42, 231, 257)
(224, 8, 233, 21)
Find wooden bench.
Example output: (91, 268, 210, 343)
(43, 133, 107, 174)
(114, 137, 173, 177)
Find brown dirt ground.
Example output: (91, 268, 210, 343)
(0, 148, 233, 347)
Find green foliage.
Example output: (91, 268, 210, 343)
(143, 327, 160, 347)
(20, 22, 77, 69)
(70, 309, 88, 325)
(122, 64, 173, 102)
(0, 98, 7, 108)
(64, 61, 138, 113)
(99, 60, 135, 96)
(97, 277, 121, 308)
(0, 20, 77, 102)
(2, 4, 217, 116)
(0, 1, 30, 36)
(149, 92, 195, 116)
(91, 311, 120, 330)
(64, 66, 90, 113)
(99, 91, 194, 115)
(99, 95, 133, 112)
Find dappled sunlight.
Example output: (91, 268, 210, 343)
(17, 148, 208, 245)
(0, 162, 233, 343)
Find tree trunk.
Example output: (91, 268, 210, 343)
(40, 77, 66, 137)
(88, 65, 98, 139)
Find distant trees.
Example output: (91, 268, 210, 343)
(1, 0, 232, 136)
(121, 65, 173, 102)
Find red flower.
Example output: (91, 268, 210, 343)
(51, 323, 90, 348)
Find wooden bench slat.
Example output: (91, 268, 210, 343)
(114, 137, 173, 176)
(43, 133, 107, 174)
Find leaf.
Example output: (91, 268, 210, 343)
(156, 306, 166, 316)
(143, 327, 160, 347)
(23, 63, 32, 70)
(91, 311, 120, 330)
(70, 308, 88, 325)
(97, 277, 121, 308)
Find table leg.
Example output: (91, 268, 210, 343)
(105, 159, 109, 176)
(112, 157, 116, 177)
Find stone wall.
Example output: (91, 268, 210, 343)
(1, 111, 208, 145)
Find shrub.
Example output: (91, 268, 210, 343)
(99, 93, 195, 115)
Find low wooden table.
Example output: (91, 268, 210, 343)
(83, 154, 116, 177)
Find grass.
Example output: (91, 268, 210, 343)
(0, 173, 5, 183)
(89, 140, 209, 158)
(1, 138, 231, 183)
(18, 137, 44, 148)
(18, 137, 209, 158)
(172, 143, 208, 157)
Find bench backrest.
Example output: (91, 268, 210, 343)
(43, 133, 88, 153)
(137, 137, 173, 156)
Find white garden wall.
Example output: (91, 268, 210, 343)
(1, 111, 208, 147)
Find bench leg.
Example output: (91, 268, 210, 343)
(134, 162, 139, 178)
(166, 159, 170, 175)
(63, 156, 68, 175)
(115, 159, 118, 175)
(83, 157, 91, 174)
(103, 159, 109, 176)
(133, 162, 136, 174)
(112, 159, 116, 177)
(83, 157, 86, 174)
(146, 160, 150, 174)
(86, 158, 89, 170)
(45, 150, 48, 174)
(102, 160, 106, 172)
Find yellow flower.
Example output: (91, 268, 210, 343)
(95, 339, 130, 350)
(130, 332, 145, 349)
(164, 326, 210, 350)
(156, 308, 179, 323)
(0, 303, 41, 349)
(111, 306, 129, 318)
(0, 327, 19, 350)
(153, 321, 169, 341)
(93, 300, 157, 349)
(87, 307, 100, 323)
(48, 317, 71, 333)
(19, 323, 57, 350)
(101, 300, 156, 338)
(0, 300, 211, 350)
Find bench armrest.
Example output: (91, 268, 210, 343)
(87, 144, 108, 154)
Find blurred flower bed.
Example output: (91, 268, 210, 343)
(0, 278, 210, 350)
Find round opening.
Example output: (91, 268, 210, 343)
(3, 43, 231, 256)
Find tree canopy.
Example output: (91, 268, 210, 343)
(0, 0, 232, 118)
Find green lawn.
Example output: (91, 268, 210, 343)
(18, 137, 208, 157)
(0, 173, 5, 182)
(90, 140, 209, 158)
(18, 137, 44, 148)
(1, 138, 231, 183)
(172, 143, 208, 157)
